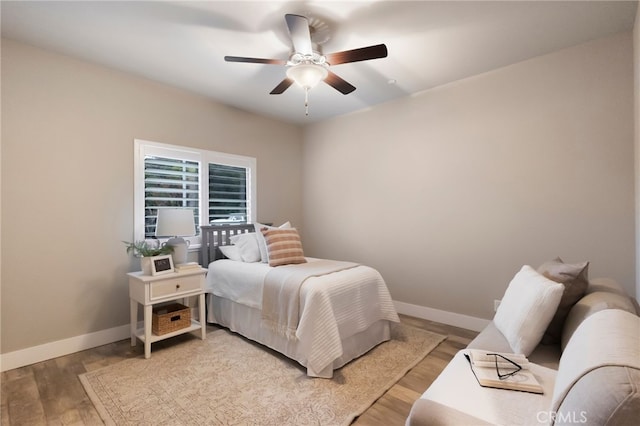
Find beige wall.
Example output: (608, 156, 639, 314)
(635, 2, 640, 301)
(302, 32, 635, 319)
(2, 29, 637, 356)
(1, 39, 303, 353)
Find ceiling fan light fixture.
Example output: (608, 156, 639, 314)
(286, 63, 328, 89)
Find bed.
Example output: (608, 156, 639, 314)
(199, 223, 400, 378)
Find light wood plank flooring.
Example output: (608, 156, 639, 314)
(353, 315, 478, 425)
(1, 315, 477, 425)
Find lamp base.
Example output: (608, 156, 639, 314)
(166, 237, 189, 265)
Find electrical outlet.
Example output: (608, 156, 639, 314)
(494, 299, 501, 312)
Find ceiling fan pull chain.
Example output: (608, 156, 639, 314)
(304, 87, 310, 116)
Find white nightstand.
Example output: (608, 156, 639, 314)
(128, 268, 207, 359)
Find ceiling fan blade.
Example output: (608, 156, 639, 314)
(224, 56, 286, 65)
(285, 14, 313, 55)
(270, 78, 294, 95)
(325, 44, 388, 65)
(324, 71, 356, 95)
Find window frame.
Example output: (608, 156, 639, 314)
(134, 139, 257, 248)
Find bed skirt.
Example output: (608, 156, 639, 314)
(206, 293, 392, 378)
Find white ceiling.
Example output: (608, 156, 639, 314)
(2, 1, 637, 125)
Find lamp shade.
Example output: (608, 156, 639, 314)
(286, 63, 328, 89)
(155, 208, 195, 237)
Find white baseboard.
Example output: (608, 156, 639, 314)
(1, 302, 489, 372)
(1, 324, 131, 372)
(394, 301, 490, 332)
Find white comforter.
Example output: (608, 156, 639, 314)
(206, 258, 400, 374)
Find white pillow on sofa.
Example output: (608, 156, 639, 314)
(493, 265, 564, 356)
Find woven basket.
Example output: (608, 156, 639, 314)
(152, 303, 191, 335)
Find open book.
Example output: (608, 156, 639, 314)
(464, 350, 544, 394)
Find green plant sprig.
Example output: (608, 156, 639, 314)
(123, 240, 173, 257)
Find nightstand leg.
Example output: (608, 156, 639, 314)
(199, 293, 206, 340)
(144, 304, 152, 359)
(130, 299, 138, 346)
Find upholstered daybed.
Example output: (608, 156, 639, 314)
(407, 259, 640, 425)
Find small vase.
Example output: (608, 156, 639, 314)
(140, 257, 152, 275)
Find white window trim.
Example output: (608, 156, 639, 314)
(134, 139, 257, 248)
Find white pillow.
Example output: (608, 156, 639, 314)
(254, 221, 291, 263)
(218, 245, 241, 261)
(229, 233, 261, 263)
(493, 265, 565, 356)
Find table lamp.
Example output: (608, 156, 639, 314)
(155, 208, 195, 265)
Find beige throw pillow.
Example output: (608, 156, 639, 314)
(254, 222, 291, 263)
(537, 257, 589, 344)
(261, 228, 307, 267)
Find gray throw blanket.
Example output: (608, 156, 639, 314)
(261, 259, 358, 339)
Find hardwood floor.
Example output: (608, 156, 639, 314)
(352, 316, 478, 426)
(1, 315, 477, 425)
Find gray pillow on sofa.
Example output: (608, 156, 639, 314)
(537, 258, 589, 344)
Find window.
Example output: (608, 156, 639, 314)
(208, 163, 247, 223)
(134, 139, 256, 247)
(143, 156, 200, 238)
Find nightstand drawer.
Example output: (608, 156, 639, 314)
(150, 274, 202, 299)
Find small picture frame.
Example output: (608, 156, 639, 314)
(151, 255, 174, 276)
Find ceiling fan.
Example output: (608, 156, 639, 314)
(224, 14, 388, 115)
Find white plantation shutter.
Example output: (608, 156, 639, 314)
(134, 140, 256, 246)
(208, 163, 247, 222)
(144, 156, 200, 238)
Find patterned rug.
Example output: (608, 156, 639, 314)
(79, 323, 445, 426)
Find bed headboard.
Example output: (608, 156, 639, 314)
(199, 224, 255, 266)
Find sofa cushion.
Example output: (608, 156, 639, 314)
(466, 322, 513, 353)
(551, 309, 640, 425)
(554, 367, 640, 426)
(493, 265, 564, 356)
(536, 258, 589, 345)
(560, 291, 638, 351)
(412, 350, 556, 425)
(406, 399, 492, 426)
(467, 321, 562, 369)
(585, 277, 627, 296)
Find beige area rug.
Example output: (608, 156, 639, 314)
(80, 324, 445, 426)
